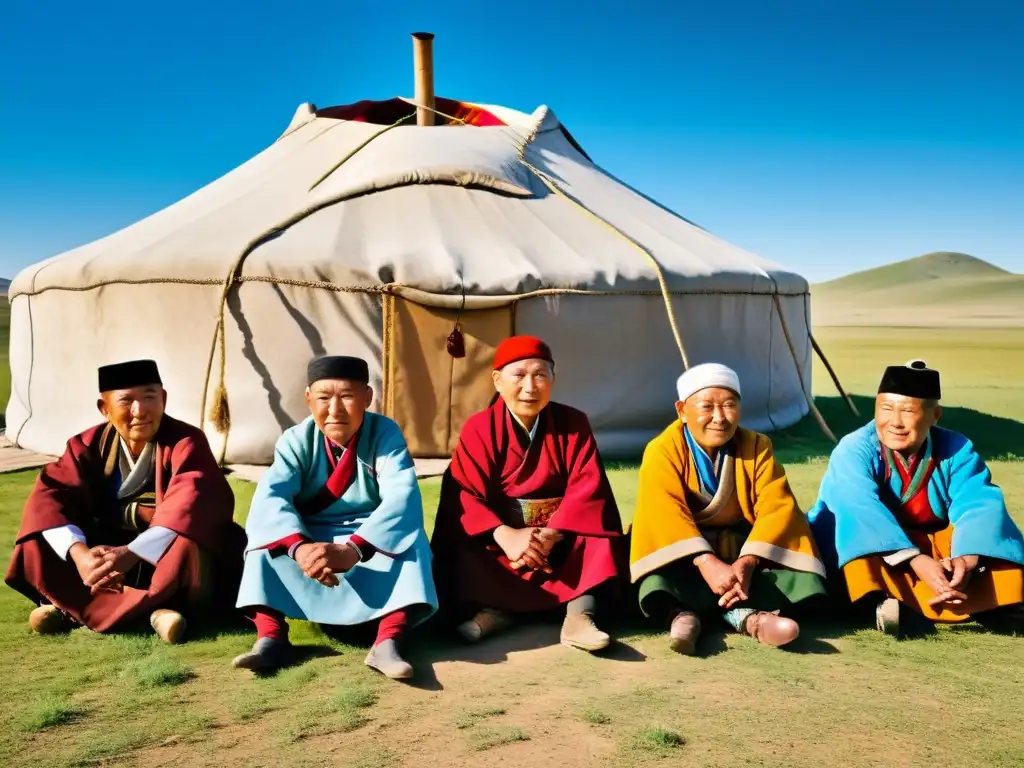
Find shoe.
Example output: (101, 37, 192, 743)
(29, 605, 73, 635)
(668, 611, 701, 655)
(743, 611, 800, 647)
(232, 637, 295, 670)
(150, 609, 187, 644)
(457, 608, 512, 643)
(364, 639, 414, 680)
(875, 598, 901, 637)
(560, 612, 611, 652)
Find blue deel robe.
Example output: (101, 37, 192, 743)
(236, 413, 438, 625)
(807, 421, 1024, 572)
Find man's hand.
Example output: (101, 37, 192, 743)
(494, 526, 551, 572)
(943, 554, 981, 590)
(507, 527, 562, 572)
(910, 554, 968, 607)
(722, 554, 759, 608)
(294, 543, 360, 587)
(694, 553, 744, 608)
(70, 544, 129, 594)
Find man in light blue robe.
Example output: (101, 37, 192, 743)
(808, 359, 1024, 636)
(232, 355, 437, 679)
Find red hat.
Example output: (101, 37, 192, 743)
(492, 335, 554, 371)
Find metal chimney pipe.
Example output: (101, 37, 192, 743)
(412, 32, 435, 126)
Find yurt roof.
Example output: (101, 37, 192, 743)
(10, 95, 808, 307)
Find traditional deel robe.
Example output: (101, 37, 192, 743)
(630, 422, 826, 617)
(5, 416, 244, 631)
(430, 400, 625, 615)
(236, 412, 437, 626)
(808, 422, 1024, 621)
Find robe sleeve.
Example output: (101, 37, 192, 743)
(348, 419, 424, 556)
(628, 437, 713, 582)
(244, 430, 315, 551)
(150, 430, 235, 551)
(446, 417, 506, 537)
(812, 429, 917, 568)
(15, 436, 99, 542)
(549, 412, 622, 537)
(739, 434, 824, 576)
(944, 435, 1024, 564)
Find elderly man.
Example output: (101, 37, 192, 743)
(5, 359, 243, 643)
(233, 355, 436, 680)
(430, 335, 625, 653)
(629, 363, 827, 653)
(808, 360, 1024, 636)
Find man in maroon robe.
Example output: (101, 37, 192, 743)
(5, 359, 245, 643)
(430, 336, 625, 652)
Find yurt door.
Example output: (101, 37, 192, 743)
(383, 296, 513, 457)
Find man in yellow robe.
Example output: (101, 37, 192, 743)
(629, 363, 827, 653)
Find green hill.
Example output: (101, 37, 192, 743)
(812, 252, 1024, 328)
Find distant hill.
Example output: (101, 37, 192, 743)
(0, 279, 9, 296)
(812, 252, 1024, 328)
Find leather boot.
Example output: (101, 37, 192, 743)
(364, 639, 414, 680)
(150, 609, 187, 644)
(744, 611, 799, 647)
(668, 611, 701, 655)
(457, 608, 512, 643)
(560, 612, 611, 652)
(29, 605, 73, 635)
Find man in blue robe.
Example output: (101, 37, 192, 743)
(808, 359, 1024, 637)
(232, 355, 437, 679)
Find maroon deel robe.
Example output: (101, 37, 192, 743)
(431, 401, 625, 613)
(5, 415, 245, 631)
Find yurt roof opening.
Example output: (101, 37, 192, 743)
(5, 31, 848, 467)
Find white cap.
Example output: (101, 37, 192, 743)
(676, 363, 741, 403)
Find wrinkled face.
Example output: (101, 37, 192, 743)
(875, 393, 941, 453)
(306, 379, 373, 446)
(676, 387, 741, 450)
(492, 359, 554, 422)
(98, 384, 166, 446)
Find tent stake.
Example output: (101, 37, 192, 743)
(810, 333, 860, 417)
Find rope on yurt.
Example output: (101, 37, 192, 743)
(771, 293, 837, 442)
(810, 332, 860, 417)
(308, 112, 417, 191)
(199, 112, 422, 463)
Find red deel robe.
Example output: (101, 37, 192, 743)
(5, 415, 245, 631)
(431, 401, 625, 613)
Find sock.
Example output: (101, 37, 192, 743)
(250, 608, 289, 642)
(567, 593, 597, 616)
(374, 609, 409, 646)
(722, 607, 755, 633)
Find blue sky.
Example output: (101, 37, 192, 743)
(1, 0, 1021, 283)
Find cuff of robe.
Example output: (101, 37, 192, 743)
(127, 526, 178, 566)
(349, 534, 376, 562)
(882, 547, 921, 567)
(40, 525, 88, 561)
(257, 533, 309, 559)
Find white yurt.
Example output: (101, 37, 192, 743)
(5, 34, 822, 465)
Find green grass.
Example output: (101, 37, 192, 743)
(0, 325, 1022, 766)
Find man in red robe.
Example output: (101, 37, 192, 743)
(430, 336, 625, 652)
(5, 359, 245, 643)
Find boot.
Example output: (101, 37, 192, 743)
(232, 636, 295, 670)
(364, 639, 414, 680)
(743, 611, 799, 647)
(560, 612, 610, 652)
(457, 608, 512, 643)
(29, 605, 73, 635)
(150, 609, 187, 644)
(875, 597, 901, 637)
(668, 611, 701, 655)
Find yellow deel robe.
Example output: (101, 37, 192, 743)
(629, 422, 825, 583)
